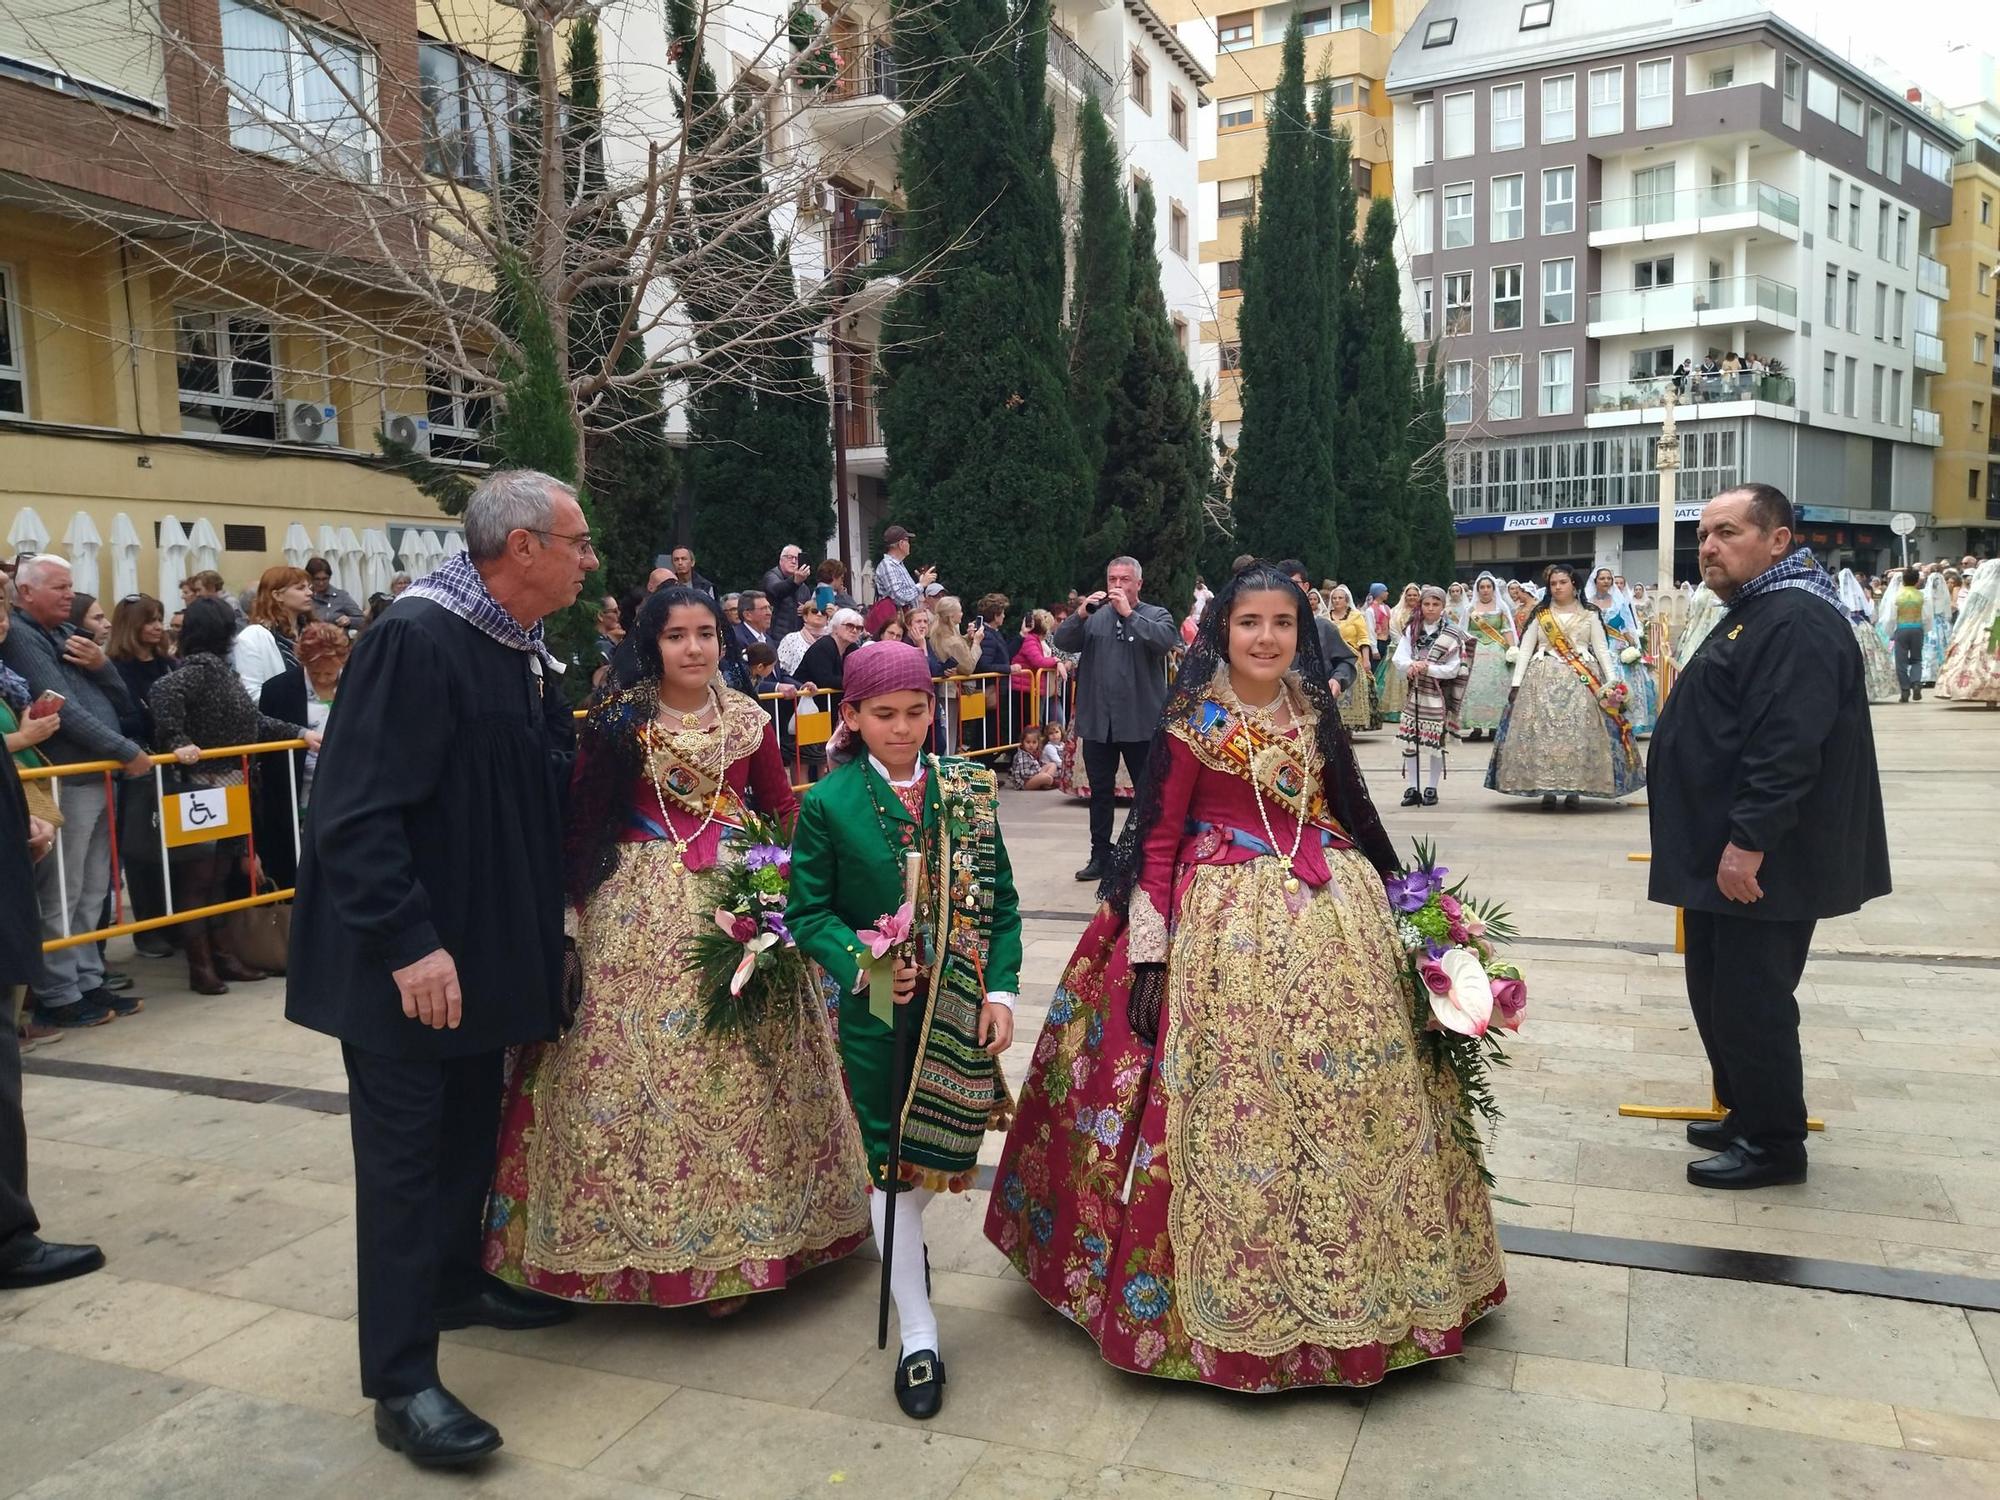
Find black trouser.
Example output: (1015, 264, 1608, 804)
(1082, 737, 1152, 865)
(342, 1044, 505, 1398)
(1681, 909, 1814, 1152)
(0, 993, 38, 1253)
(1894, 628, 1924, 693)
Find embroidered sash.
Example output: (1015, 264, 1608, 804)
(1175, 692, 1353, 844)
(896, 755, 1007, 1189)
(1539, 610, 1636, 759)
(1470, 613, 1511, 649)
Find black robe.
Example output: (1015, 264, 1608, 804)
(1647, 586, 1890, 923)
(285, 598, 574, 1059)
(1, 753, 39, 988)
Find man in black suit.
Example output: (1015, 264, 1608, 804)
(1648, 484, 1890, 1190)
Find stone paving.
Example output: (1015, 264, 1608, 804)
(5, 696, 2000, 1497)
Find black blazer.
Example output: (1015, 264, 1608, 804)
(1647, 587, 1890, 922)
(257, 666, 311, 889)
(0, 753, 40, 987)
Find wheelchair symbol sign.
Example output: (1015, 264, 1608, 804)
(182, 788, 227, 827)
(164, 785, 249, 848)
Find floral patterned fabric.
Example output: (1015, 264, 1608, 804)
(1458, 613, 1514, 732)
(987, 843, 1505, 1391)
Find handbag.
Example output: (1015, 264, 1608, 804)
(21, 772, 63, 830)
(223, 885, 292, 974)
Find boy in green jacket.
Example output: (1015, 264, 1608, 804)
(788, 641, 1021, 1420)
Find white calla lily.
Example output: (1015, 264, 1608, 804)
(1428, 947, 1496, 1038)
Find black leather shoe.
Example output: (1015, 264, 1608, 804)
(1687, 1140, 1807, 1191)
(1074, 861, 1103, 883)
(894, 1349, 946, 1420)
(435, 1279, 577, 1332)
(374, 1387, 501, 1467)
(1421, 788, 1439, 806)
(1400, 788, 1421, 807)
(0, 1234, 106, 1290)
(1685, 1115, 1736, 1151)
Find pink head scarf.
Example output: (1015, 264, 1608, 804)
(832, 641, 936, 757)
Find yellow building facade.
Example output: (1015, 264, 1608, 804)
(1930, 121, 2000, 555)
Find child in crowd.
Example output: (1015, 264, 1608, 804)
(1009, 723, 1062, 791)
(786, 642, 1021, 1422)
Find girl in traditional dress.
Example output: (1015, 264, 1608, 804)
(1588, 568, 1659, 736)
(1504, 580, 1541, 638)
(1938, 559, 2000, 705)
(1486, 563, 1645, 810)
(1458, 572, 1516, 740)
(1837, 569, 1899, 704)
(1445, 581, 1471, 630)
(485, 587, 870, 1315)
(787, 642, 1022, 1420)
(1326, 585, 1377, 733)
(987, 564, 1505, 1392)
(1394, 585, 1471, 807)
(1676, 582, 1724, 668)
(1377, 583, 1422, 723)
(1923, 571, 1953, 684)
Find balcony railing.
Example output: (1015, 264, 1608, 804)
(1587, 179, 1801, 236)
(1586, 275, 1798, 327)
(842, 399, 884, 449)
(1585, 371, 1796, 414)
(828, 217, 902, 275)
(1918, 255, 1949, 298)
(833, 41, 902, 103)
(1914, 330, 1946, 371)
(1912, 407, 1942, 444)
(1048, 26, 1114, 114)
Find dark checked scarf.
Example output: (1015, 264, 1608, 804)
(402, 552, 561, 671)
(1725, 547, 1844, 618)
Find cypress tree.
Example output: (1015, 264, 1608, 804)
(1338, 196, 1416, 589)
(1099, 182, 1204, 613)
(879, 0, 1090, 607)
(1230, 18, 1336, 575)
(1406, 343, 1458, 583)
(1193, 383, 1237, 588)
(1067, 94, 1133, 552)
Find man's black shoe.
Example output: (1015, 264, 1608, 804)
(894, 1349, 946, 1420)
(374, 1387, 501, 1467)
(1685, 1115, 1736, 1151)
(29, 998, 114, 1029)
(0, 1234, 106, 1290)
(1074, 861, 1103, 883)
(1399, 788, 1421, 807)
(435, 1279, 577, 1332)
(85, 986, 142, 1018)
(1421, 788, 1439, 807)
(1687, 1140, 1807, 1191)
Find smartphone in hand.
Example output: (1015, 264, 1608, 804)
(27, 690, 65, 720)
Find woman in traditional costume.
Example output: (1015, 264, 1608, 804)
(1837, 569, 1899, 704)
(1394, 585, 1470, 807)
(1923, 571, 1953, 684)
(1588, 568, 1659, 736)
(1458, 572, 1516, 740)
(484, 587, 870, 1314)
(1938, 559, 2000, 705)
(1504, 580, 1541, 638)
(1486, 564, 1644, 810)
(1676, 582, 1725, 668)
(1326, 585, 1378, 732)
(987, 564, 1505, 1393)
(1377, 583, 1422, 723)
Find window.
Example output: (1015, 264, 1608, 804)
(1489, 355, 1522, 419)
(1630, 346, 1674, 379)
(1442, 91, 1473, 157)
(1491, 265, 1523, 331)
(1541, 166, 1574, 233)
(1169, 203, 1188, 258)
(1172, 315, 1188, 356)
(1169, 92, 1187, 147)
(1339, 0, 1370, 28)
(1982, 266, 1994, 296)
(1874, 281, 1887, 339)
(1889, 369, 1902, 423)
(1417, 100, 1434, 163)
(1299, 7, 1333, 36)
(1636, 59, 1672, 128)
(1866, 108, 1885, 173)
(1418, 282, 1434, 340)
(1634, 254, 1675, 289)
(221, 0, 376, 180)
(1876, 201, 1889, 260)
(1845, 271, 1859, 331)
(1443, 183, 1473, 248)
(1541, 258, 1574, 324)
(1521, 1, 1553, 29)
(1634, 162, 1676, 226)
(1807, 69, 1835, 119)
(1707, 67, 1734, 90)
(1129, 52, 1150, 112)
(420, 42, 514, 188)
(1837, 90, 1861, 134)
(1782, 56, 1802, 128)
(1444, 360, 1472, 423)
(1444, 271, 1472, 335)
(1219, 258, 1242, 293)
(1491, 174, 1523, 241)
(1911, 134, 1951, 183)
(1973, 470, 1983, 502)
(1217, 12, 1253, 51)
(1895, 211, 1910, 267)
(1984, 196, 1994, 228)
(1588, 67, 1622, 136)
(1542, 74, 1574, 142)
(1978, 332, 1991, 365)
(1848, 187, 1861, 248)
(1893, 288, 1906, 343)
(1219, 95, 1252, 129)
(1220, 340, 1243, 373)
(0, 264, 22, 416)
(426, 368, 490, 462)
(222, 524, 268, 552)
(1824, 266, 1839, 324)
(1821, 352, 1837, 413)
(1870, 365, 1885, 422)
(1843, 355, 1856, 417)
(1540, 349, 1573, 414)
(1410, 191, 1433, 254)
(1491, 83, 1524, 150)
(1977, 400, 1987, 432)
(1218, 177, 1254, 217)
(1424, 18, 1456, 47)
(176, 309, 280, 440)
(1886, 120, 1903, 183)
(1825, 174, 1841, 240)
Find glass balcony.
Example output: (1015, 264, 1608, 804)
(1585, 371, 1796, 414)
(1911, 407, 1942, 445)
(1586, 275, 1798, 331)
(1918, 255, 1949, 298)
(1914, 330, 1946, 373)
(1587, 179, 1801, 238)
(1048, 27, 1114, 114)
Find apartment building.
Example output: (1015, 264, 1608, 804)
(0, 0, 493, 595)
(1152, 0, 1408, 445)
(1923, 95, 2000, 558)
(1387, 0, 1959, 583)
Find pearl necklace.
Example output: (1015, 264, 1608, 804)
(1222, 672, 1310, 894)
(647, 687, 727, 870)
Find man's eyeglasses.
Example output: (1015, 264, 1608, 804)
(530, 529, 598, 558)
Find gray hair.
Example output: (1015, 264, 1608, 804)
(16, 553, 72, 588)
(1108, 555, 1143, 581)
(463, 469, 574, 561)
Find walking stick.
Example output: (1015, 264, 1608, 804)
(878, 849, 925, 1352)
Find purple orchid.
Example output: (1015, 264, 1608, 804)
(1385, 871, 1432, 913)
(761, 910, 793, 944)
(1424, 865, 1449, 892)
(743, 843, 791, 871)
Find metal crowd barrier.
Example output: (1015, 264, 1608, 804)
(21, 741, 305, 953)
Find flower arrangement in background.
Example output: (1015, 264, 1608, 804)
(787, 6, 843, 89)
(683, 814, 813, 1048)
(1385, 839, 1526, 1182)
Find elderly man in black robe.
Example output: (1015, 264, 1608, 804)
(1647, 484, 1889, 1191)
(288, 469, 593, 1466)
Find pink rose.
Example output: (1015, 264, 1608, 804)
(1447, 920, 1470, 945)
(1438, 893, 1463, 920)
(729, 915, 758, 943)
(1417, 959, 1453, 996)
(1491, 977, 1527, 1030)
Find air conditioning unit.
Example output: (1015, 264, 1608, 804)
(284, 400, 340, 447)
(382, 410, 432, 456)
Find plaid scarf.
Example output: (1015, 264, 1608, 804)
(1725, 547, 1844, 618)
(402, 552, 560, 670)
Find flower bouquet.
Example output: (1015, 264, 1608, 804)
(1619, 646, 1643, 666)
(682, 813, 814, 1049)
(1385, 839, 1526, 1182)
(1504, 645, 1521, 665)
